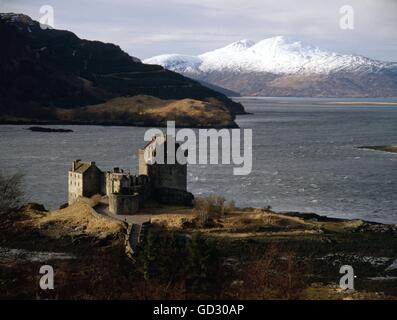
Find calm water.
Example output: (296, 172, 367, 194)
(0, 97, 396, 223)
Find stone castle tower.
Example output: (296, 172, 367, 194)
(138, 134, 187, 192)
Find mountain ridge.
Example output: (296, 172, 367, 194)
(145, 36, 397, 97)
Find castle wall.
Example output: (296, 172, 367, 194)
(82, 166, 102, 197)
(100, 172, 107, 195)
(138, 149, 148, 175)
(68, 172, 83, 204)
(148, 163, 187, 191)
(153, 187, 193, 206)
(109, 194, 139, 215)
(68, 162, 102, 204)
(105, 172, 150, 196)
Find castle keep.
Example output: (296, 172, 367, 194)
(68, 135, 193, 214)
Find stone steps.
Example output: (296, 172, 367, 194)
(126, 221, 150, 258)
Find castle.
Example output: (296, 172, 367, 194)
(68, 134, 193, 214)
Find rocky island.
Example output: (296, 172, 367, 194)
(28, 126, 74, 133)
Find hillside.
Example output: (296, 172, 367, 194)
(0, 13, 245, 126)
(145, 36, 397, 97)
(56, 95, 238, 128)
(1, 199, 397, 299)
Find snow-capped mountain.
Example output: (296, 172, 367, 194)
(145, 36, 397, 97)
(146, 36, 393, 74)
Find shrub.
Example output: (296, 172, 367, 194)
(193, 194, 227, 227)
(186, 233, 220, 297)
(193, 197, 211, 226)
(207, 194, 225, 216)
(0, 172, 24, 219)
(235, 245, 309, 299)
(224, 200, 236, 215)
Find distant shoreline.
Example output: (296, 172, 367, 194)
(330, 102, 397, 106)
(0, 119, 239, 129)
(233, 96, 397, 100)
(358, 145, 397, 153)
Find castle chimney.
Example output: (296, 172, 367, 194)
(72, 159, 81, 171)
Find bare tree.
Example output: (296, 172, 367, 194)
(0, 172, 24, 218)
(193, 197, 211, 227)
(193, 194, 228, 227)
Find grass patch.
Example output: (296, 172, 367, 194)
(25, 202, 124, 238)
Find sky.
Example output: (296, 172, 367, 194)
(1, 0, 397, 61)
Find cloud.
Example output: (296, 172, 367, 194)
(1, 0, 396, 61)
